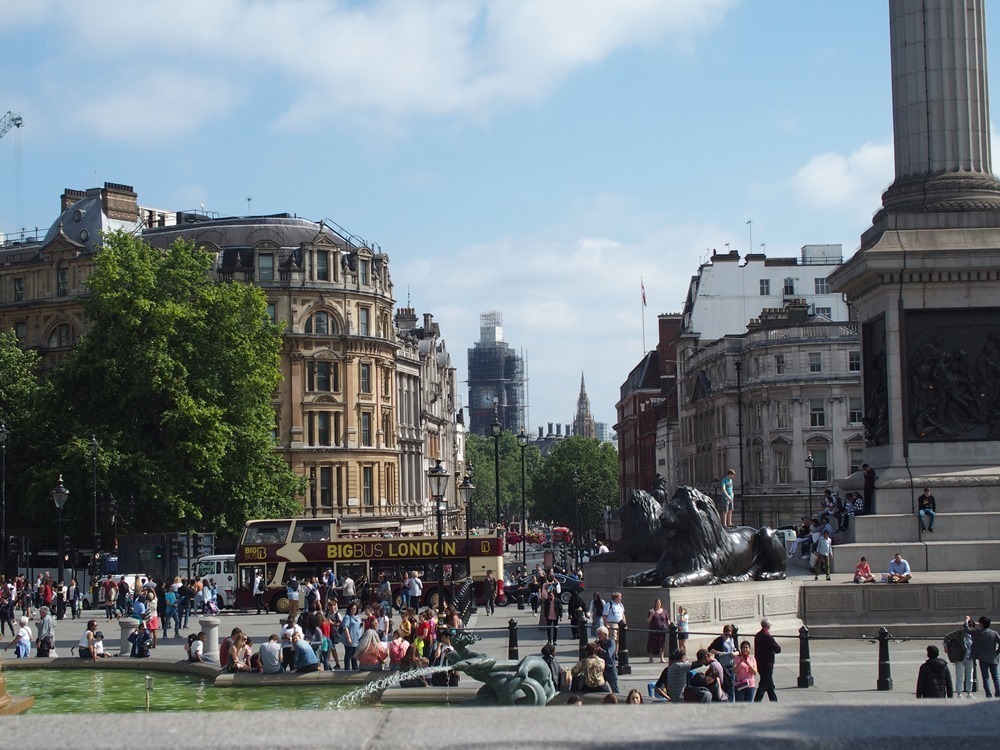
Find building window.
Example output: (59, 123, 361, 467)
(361, 412, 372, 446)
(849, 447, 864, 475)
(259, 253, 274, 281)
(266, 303, 276, 324)
(317, 412, 331, 446)
(774, 354, 785, 374)
(359, 259, 370, 286)
(810, 449, 829, 482)
(774, 448, 790, 485)
(814, 278, 831, 294)
(775, 400, 789, 429)
(360, 363, 372, 394)
(783, 277, 795, 295)
(319, 466, 333, 509)
(759, 279, 770, 296)
(306, 311, 330, 335)
(809, 352, 822, 373)
(13, 278, 23, 302)
(316, 251, 330, 281)
(809, 399, 826, 428)
(334, 412, 343, 447)
(13, 321, 26, 344)
(849, 351, 861, 372)
(307, 361, 339, 392)
(849, 396, 863, 424)
(754, 402, 763, 431)
(48, 324, 73, 348)
(358, 307, 370, 336)
(815, 307, 832, 318)
(334, 466, 344, 510)
(382, 412, 392, 447)
(56, 268, 69, 297)
(362, 466, 374, 506)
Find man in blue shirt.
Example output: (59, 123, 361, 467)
(291, 632, 320, 673)
(131, 594, 146, 622)
(888, 553, 912, 583)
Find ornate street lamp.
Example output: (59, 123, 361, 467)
(517, 427, 528, 568)
(51, 475, 70, 588)
(490, 417, 502, 529)
(805, 453, 814, 519)
(572, 470, 581, 569)
(89, 435, 99, 578)
(427, 459, 450, 615)
(0, 423, 8, 569)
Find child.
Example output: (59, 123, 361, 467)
(93, 630, 112, 658)
(677, 606, 689, 653)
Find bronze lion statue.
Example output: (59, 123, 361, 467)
(589, 489, 663, 563)
(623, 485, 787, 587)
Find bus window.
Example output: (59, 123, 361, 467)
(291, 522, 331, 542)
(243, 522, 291, 545)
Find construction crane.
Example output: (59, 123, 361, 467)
(0, 111, 23, 140)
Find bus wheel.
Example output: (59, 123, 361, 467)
(273, 596, 290, 614)
(429, 590, 451, 611)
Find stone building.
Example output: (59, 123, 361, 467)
(467, 310, 525, 436)
(0, 182, 464, 531)
(572, 372, 596, 439)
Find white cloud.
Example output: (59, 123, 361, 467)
(790, 140, 892, 222)
(9, 0, 733, 138)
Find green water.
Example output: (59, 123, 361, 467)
(2, 670, 359, 714)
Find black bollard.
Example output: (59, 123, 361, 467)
(667, 622, 678, 656)
(508, 618, 519, 661)
(618, 621, 632, 675)
(876, 626, 893, 691)
(517, 591, 525, 611)
(577, 613, 589, 659)
(797, 625, 814, 688)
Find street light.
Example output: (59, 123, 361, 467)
(0, 423, 8, 570)
(805, 453, 814, 518)
(734, 360, 746, 526)
(517, 427, 528, 568)
(490, 417, 502, 529)
(309, 467, 317, 517)
(572, 470, 581, 569)
(51, 475, 70, 588)
(89, 435, 99, 578)
(427, 459, 450, 615)
(458, 470, 475, 567)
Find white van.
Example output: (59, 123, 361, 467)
(195, 555, 236, 608)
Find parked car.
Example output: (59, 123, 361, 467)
(501, 572, 584, 606)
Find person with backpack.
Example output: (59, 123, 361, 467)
(943, 617, 976, 697)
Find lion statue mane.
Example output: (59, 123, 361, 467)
(588, 489, 663, 563)
(623, 485, 787, 587)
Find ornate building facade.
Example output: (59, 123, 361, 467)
(0, 182, 464, 531)
(572, 373, 596, 439)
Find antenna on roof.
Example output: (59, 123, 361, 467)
(246, 196, 252, 215)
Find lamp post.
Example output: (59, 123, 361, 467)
(571, 470, 581, 569)
(805, 453, 814, 519)
(490, 417, 502, 530)
(734, 360, 746, 526)
(89, 435, 99, 578)
(309, 467, 317, 517)
(51, 475, 70, 587)
(0, 423, 8, 569)
(517, 427, 528, 568)
(427, 459, 450, 615)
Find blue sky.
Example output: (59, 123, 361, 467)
(2, 1, 995, 431)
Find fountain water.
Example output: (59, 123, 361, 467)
(332, 666, 452, 708)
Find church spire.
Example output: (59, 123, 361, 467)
(574, 370, 596, 439)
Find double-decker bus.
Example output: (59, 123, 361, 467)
(233, 517, 504, 614)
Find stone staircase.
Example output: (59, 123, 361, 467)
(831, 476, 1000, 574)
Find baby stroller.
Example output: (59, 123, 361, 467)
(203, 598, 219, 615)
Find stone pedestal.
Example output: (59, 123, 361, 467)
(199, 617, 221, 662)
(118, 618, 139, 657)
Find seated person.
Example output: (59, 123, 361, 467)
(225, 632, 253, 672)
(854, 556, 877, 584)
(291, 632, 321, 673)
(93, 631, 111, 658)
(128, 621, 152, 658)
(570, 643, 610, 693)
(788, 517, 812, 559)
(888, 553, 912, 583)
(541, 642, 567, 691)
(683, 671, 713, 703)
(653, 650, 691, 702)
(258, 633, 284, 674)
(186, 631, 217, 664)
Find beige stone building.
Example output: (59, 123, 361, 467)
(0, 182, 463, 532)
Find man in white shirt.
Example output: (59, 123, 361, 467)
(405, 571, 423, 610)
(602, 592, 626, 643)
(253, 572, 264, 615)
(343, 575, 356, 602)
(814, 530, 833, 581)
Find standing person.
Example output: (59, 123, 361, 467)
(253, 570, 264, 615)
(733, 640, 758, 702)
(676, 605, 689, 652)
(286, 576, 300, 619)
(589, 593, 605, 639)
(35, 606, 55, 657)
(862, 463, 877, 515)
(405, 570, 423, 611)
(602, 591, 626, 644)
(341, 602, 363, 671)
(814, 530, 833, 581)
(483, 570, 497, 616)
(720, 469, 736, 527)
(543, 580, 562, 645)
(376, 573, 393, 617)
(646, 599, 670, 663)
(398, 571, 410, 613)
(164, 587, 180, 638)
(943, 617, 976, 698)
(179, 579, 196, 628)
(916, 645, 954, 698)
(972, 615, 1000, 697)
(709, 624, 737, 701)
(4, 616, 32, 658)
(918, 488, 937, 533)
(594, 626, 620, 695)
(752, 618, 781, 702)
(67, 579, 81, 620)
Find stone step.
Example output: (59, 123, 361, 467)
(847, 511, 1000, 543)
(869, 485, 998, 514)
(828, 540, 1000, 573)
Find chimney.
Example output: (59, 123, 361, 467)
(556, 424, 562, 437)
(538, 426, 544, 439)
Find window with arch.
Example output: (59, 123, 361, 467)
(305, 311, 337, 335)
(48, 324, 73, 348)
(56, 265, 69, 297)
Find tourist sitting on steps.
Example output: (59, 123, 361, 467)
(887, 552, 912, 583)
(853, 557, 877, 584)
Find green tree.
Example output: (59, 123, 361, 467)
(465, 432, 542, 529)
(532, 436, 618, 543)
(0, 330, 43, 530)
(26, 230, 302, 536)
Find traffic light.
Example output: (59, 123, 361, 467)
(191, 533, 200, 557)
(154, 545, 164, 560)
(7, 535, 17, 556)
(170, 539, 182, 558)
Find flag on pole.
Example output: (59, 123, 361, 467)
(641, 278, 647, 307)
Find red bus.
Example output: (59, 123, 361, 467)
(233, 518, 505, 613)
